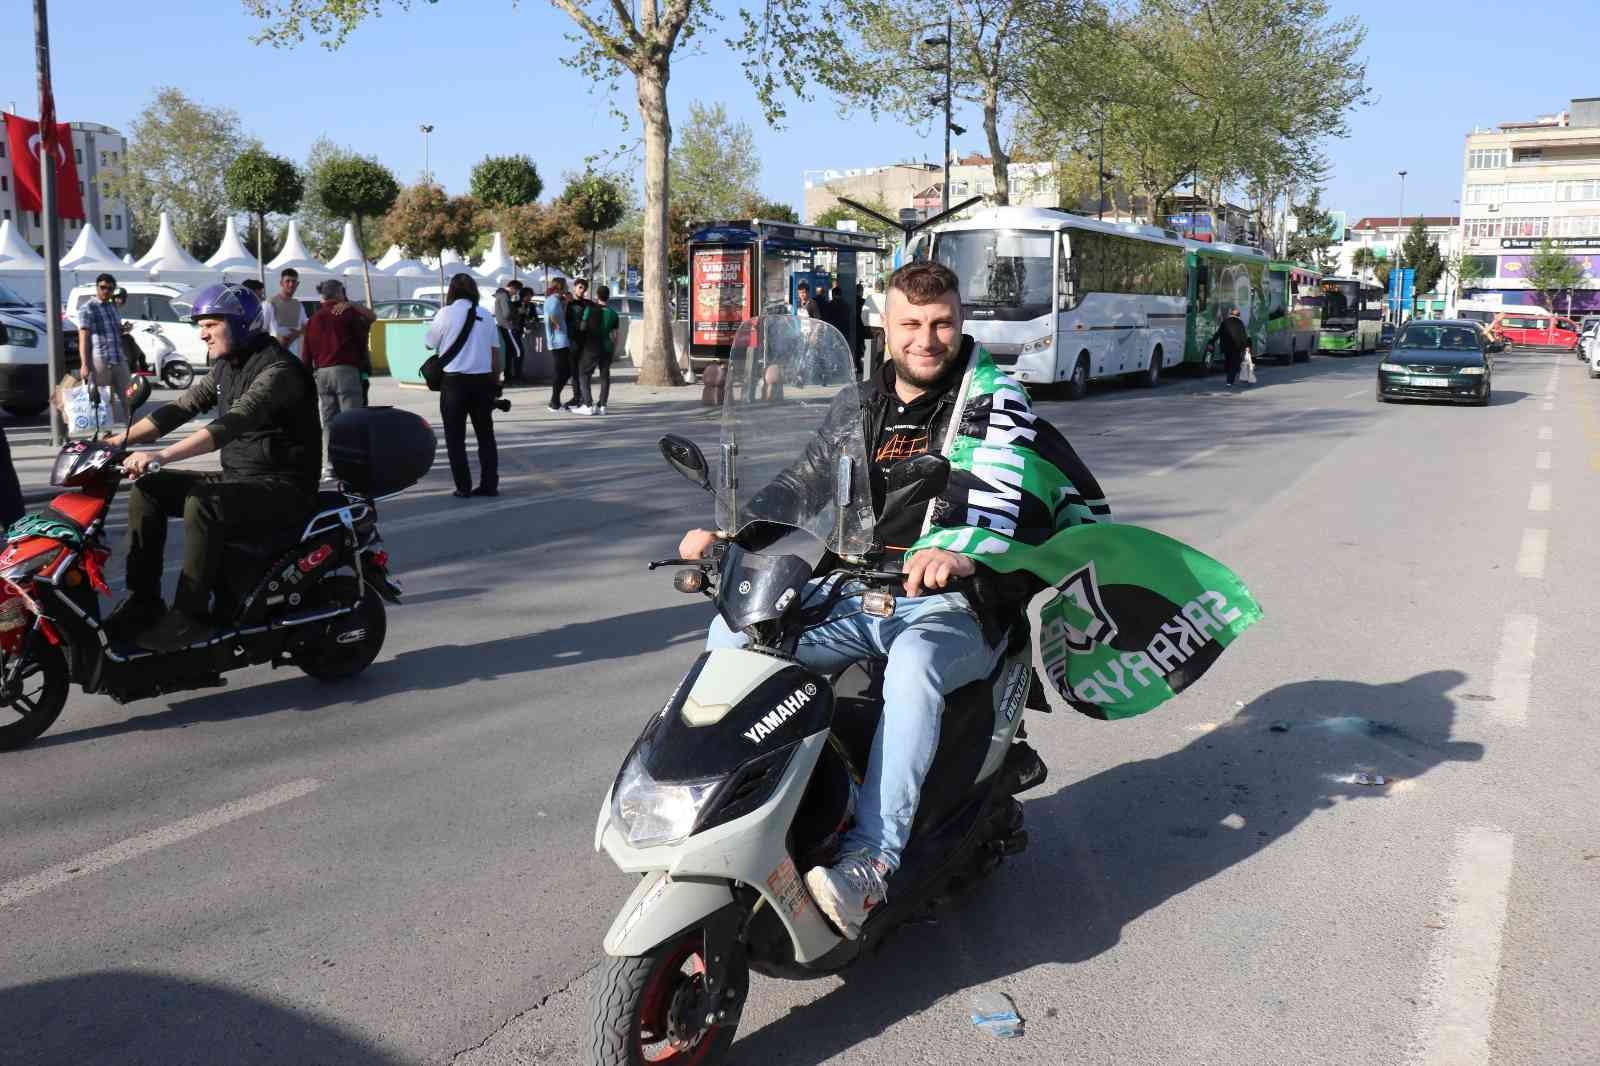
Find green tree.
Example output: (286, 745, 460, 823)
(109, 87, 249, 259)
(249, 0, 715, 387)
(1400, 219, 1445, 313)
(1442, 251, 1489, 302)
(1350, 246, 1379, 282)
(737, 0, 1057, 206)
(562, 173, 630, 279)
(1285, 194, 1341, 274)
(223, 148, 304, 282)
(295, 137, 363, 260)
(503, 202, 590, 277)
(670, 101, 760, 222)
(1524, 239, 1588, 315)
(1374, 261, 1392, 291)
(744, 198, 799, 223)
(470, 155, 545, 212)
(379, 183, 482, 293)
(313, 156, 400, 305)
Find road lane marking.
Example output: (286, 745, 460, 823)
(1409, 826, 1514, 1066)
(1515, 529, 1547, 578)
(1527, 483, 1551, 512)
(1146, 443, 1223, 479)
(1535, 451, 1551, 470)
(1488, 614, 1537, 726)
(1342, 387, 1368, 399)
(1538, 426, 1553, 441)
(0, 778, 323, 910)
(1540, 401, 1554, 412)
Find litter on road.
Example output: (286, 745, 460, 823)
(970, 991, 1025, 1038)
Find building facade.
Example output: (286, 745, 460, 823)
(0, 121, 130, 257)
(802, 155, 1058, 224)
(1457, 97, 1600, 315)
(1338, 215, 1461, 317)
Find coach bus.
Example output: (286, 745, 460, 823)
(1262, 261, 1322, 364)
(1182, 240, 1269, 371)
(921, 206, 1188, 398)
(1317, 277, 1384, 353)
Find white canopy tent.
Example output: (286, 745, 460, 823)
(59, 223, 128, 273)
(205, 217, 261, 276)
(324, 222, 369, 276)
(134, 212, 206, 274)
(0, 219, 46, 272)
(265, 220, 328, 275)
(374, 244, 406, 271)
(476, 232, 520, 285)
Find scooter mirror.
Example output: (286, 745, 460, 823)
(882, 453, 950, 513)
(658, 434, 713, 493)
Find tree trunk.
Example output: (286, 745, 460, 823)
(353, 215, 375, 310)
(636, 64, 683, 387)
(982, 88, 1009, 207)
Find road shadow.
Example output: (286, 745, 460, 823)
(728, 670, 1483, 1064)
(0, 970, 404, 1066)
(34, 600, 714, 747)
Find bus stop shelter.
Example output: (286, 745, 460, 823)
(685, 219, 884, 376)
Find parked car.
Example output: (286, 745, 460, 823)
(0, 281, 80, 417)
(1582, 320, 1600, 377)
(372, 299, 440, 320)
(67, 281, 208, 386)
(1378, 322, 1396, 350)
(1488, 311, 1580, 351)
(1377, 319, 1497, 406)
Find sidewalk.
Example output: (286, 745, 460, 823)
(1, 362, 708, 505)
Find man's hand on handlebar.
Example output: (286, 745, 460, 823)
(902, 547, 975, 598)
(122, 451, 163, 478)
(679, 529, 719, 560)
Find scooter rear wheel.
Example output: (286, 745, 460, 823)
(591, 930, 743, 1066)
(295, 577, 387, 682)
(0, 641, 69, 751)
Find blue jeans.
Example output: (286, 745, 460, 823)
(707, 577, 1003, 871)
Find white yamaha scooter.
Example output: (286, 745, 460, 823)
(588, 319, 1049, 1066)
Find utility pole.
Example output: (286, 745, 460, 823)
(1097, 118, 1105, 220)
(420, 123, 434, 184)
(33, 0, 64, 445)
(922, 20, 955, 214)
(1395, 169, 1408, 323)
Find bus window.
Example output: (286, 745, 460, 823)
(1266, 271, 1288, 320)
(1195, 261, 1210, 308)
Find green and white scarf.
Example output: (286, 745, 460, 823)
(909, 346, 1263, 720)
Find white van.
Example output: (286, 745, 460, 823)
(0, 279, 79, 417)
(66, 281, 208, 388)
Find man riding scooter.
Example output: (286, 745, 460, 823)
(678, 261, 1058, 939)
(108, 283, 322, 652)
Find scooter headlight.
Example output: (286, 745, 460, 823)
(611, 758, 724, 849)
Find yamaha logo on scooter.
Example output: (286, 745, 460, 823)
(743, 683, 818, 745)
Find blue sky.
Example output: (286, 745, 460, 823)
(1, 0, 1592, 225)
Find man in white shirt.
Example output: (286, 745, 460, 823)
(269, 269, 306, 357)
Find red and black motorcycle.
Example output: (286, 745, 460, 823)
(0, 407, 435, 751)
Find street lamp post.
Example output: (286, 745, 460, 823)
(1394, 169, 1408, 323)
(420, 123, 434, 184)
(1097, 115, 1106, 220)
(923, 19, 955, 214)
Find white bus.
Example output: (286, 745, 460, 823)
(915, 207, 1188, 398)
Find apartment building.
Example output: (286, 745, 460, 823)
(0, 121, 130, 257)
(802, 154, 1057, 224)
(1458, 97, 1600, 315)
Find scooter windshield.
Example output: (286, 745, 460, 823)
(715, 316, 876, 557)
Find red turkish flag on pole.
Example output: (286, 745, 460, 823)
(3, 111, 86, 220)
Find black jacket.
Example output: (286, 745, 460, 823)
(746, 336, 1041, 642)
(1209, 315, 1251, 357)
(149, 332, 321, 494)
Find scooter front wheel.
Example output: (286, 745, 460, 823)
(0, 641, 69, 751)
(590, 930, 744, 1066)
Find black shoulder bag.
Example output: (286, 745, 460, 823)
(421, 305, 478, 391)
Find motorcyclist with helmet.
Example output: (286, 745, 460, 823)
(107, 283, 322, 652)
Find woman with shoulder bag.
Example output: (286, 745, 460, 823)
(424, 273, 502, 498)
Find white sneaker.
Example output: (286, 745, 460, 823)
(571, 404, 593, 415)
(804, 849, 889, 940)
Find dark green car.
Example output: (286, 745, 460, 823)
(1377, 320, 1500, 406)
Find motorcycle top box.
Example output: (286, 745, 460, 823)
(327, 406, 436, 496)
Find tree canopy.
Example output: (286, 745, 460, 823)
(669, 102, 761, 223)
(224, 148, 304, 280)
(1525, 240, 1588, 310)
(1399, 219, 1445, 301)
(1285, 194, 1341, 275)
(470, 155, 545, 210)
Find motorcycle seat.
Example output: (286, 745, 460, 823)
(221, 491, 346, 559)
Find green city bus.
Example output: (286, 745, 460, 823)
(1317, 277, 1384, 354)
(1183, 241, 1269, 371)
(1263, 261, 1322, 365)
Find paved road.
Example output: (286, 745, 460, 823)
(1, 351, 1594, 1066)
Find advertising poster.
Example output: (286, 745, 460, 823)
(691, 248, 752, 347)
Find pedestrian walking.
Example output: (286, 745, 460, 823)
(518, 285, 542, 380)
(425, 273, 501, 498)
(301, 280, 375, 476)
(565, 278, 597, 415)
(74, 272, 133, 429)
(577, 283, 622, 415)
(544, 277, 575, 412)
(270, 268, 306, 358)
(494, 279, 526, 382)
(1207, 306, 1253, 388)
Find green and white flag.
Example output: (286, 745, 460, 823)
(910, 346, 1262, 720)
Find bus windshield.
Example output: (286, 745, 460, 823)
(933, 228, 1054, 319)
(1321, 280, 1358, 327)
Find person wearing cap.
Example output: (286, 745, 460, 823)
(301, 279, 376, 476)
(108, 283, 322, 651)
